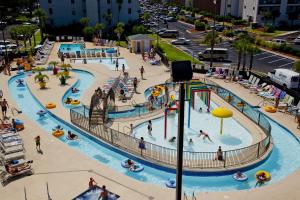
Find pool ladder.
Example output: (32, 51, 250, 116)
(184, 192, 197, 200)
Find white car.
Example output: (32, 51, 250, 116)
(171, 38, 190, 45)
(269, 39, 286, 45)
(294, 35, 300, 45)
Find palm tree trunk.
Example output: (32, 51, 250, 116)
(33, 33, 36, 47)
(249, 52, 254, 71)
(242, 52, 247, 71)
(39, 21, 44, 39)
(237, 51, 241, 71)
(23, 39, 27, 49)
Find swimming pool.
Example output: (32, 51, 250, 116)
(59, 44, 116, 54)
(134, 99, 253, 152)
(73, 58, 128, 71)
(8, 71, 300, 194)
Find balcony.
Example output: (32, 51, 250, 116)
(259, 0, 281, 5)
(288, 0, 300, 4)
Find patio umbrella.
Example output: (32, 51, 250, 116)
(212, 107, 233, 134)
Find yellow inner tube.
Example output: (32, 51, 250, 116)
(152, 90, 160, 97)
(255, 170, 271, 182)
(46, 103, 56, 109)
(64, 98, 73, 104)
(71, 100, 80, 105)
(264, 106, 276, 113)
(52, 130, 64, 137)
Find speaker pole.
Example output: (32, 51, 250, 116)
(176, 82, 185, 200)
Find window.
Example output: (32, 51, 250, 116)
(128, 0, 131, 3)
(107, 0, 111, 4)
(48, 0, 52, 3)
(49, 8, 53, 15)
(128, 8, 131, 14)
(71, 0, 75, 4)
(107, 9, 111, 14)
(253, 7, 255, 10)
(72, 10, 76, 15)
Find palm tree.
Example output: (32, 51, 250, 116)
(203, 31, 222, 67)
(233, 33, 253, 71)
(293, 60, 300, 88)
(34, 72, 49, 89)
(80, 17, 90, 27)
(28, 25, 38, 47)
(142, 12, 151, 22)
(33, 8, 47, 39)
(248, 45, 260, 71)
(9, 26, 20, 49)
(103, 13, 113, 26)
(114, 22, 125, 46)
(116, 0, 123, 22)
(94, 23, 105, 39)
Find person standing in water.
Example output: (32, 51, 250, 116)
(147, 120, 152, 135)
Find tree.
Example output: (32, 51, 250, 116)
(18, 25, 33, 51)
(83, 26, 94, 40)
(233, 33, 253, 71)
(248, 45, 260, 71)
(116, 0, 123, 22)
(9, 26, 21, 48)
(143, 12, 151, 22)
(80, 17, 90, 27)
(28, 25, 38, 47)
(203, 31, 222, 68)
(103, 13, 113, 25)
(114, 22, 125, 45)
(132, 25, 148, 34)
(33, 8, 47, 39)
(94, 23, 105, 39)
(194, 20, 206, 31)
(271, 10, 281, 26)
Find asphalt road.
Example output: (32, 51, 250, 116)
(165, 21, 296, 73)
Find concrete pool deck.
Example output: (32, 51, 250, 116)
(0, 42, 299, 199)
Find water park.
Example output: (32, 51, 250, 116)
(1, 40, 300, 200)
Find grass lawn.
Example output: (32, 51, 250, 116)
(149, 34, 202, 64)
(19, 30, 42, 52)
(247, 28, 287, 37)
(116, 40, 128, 48)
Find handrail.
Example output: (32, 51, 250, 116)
(69, 79, 272, 170)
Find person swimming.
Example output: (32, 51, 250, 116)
(65, 97, 72, 104)
(198, 130, 213, 142)
(53, 125, 63, 131)
(67, 130, 78, 140)
(71, 87, 80, 93)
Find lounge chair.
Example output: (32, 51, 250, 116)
(1, 145, 24, 155)
(250, 82, 267, 93)
(0, 151, 25, 164)
(238, 74, 254, 85)
(286, 100, 300, 116)
(1, 161, 33, 186)
(277, 95, 294, 112)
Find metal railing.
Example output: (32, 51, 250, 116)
(70, 80, 272, 170)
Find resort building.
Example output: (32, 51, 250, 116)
(39, 0, 141, 27)
(242, 0, 300, 25)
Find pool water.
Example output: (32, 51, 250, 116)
(74, 58, 128, 71)
(59, 44, 84, 53)
(134, 99, 253, 152)
(8, 71, 300, 194)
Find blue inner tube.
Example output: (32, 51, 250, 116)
(232, 173, 248, 181)
(121, 159, 144, 172)
(165, 179, 176, 188)
(15, 119, 24, 125)
(37, 110, 47, 116)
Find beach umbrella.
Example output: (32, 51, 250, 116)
(212, 107, 233, 134)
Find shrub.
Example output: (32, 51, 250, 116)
(194, 20, 206, 31)
(264, 24, 275, 33)
(223, 30, 234, 37)
(231, 19, 247, 25)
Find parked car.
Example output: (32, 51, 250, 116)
(294, 35, 300, 45)
(198, 48, 229, 61)
(158, 30, 179, 38)
(270, 39, 286, 45)
(211, 24, 224, 32)
(171, 38, 190, 45)
(268, 68, 299, 89)
(166, 17, 176, 22)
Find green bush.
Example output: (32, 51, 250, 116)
(231, 19, 247, 25)
(132, 25, 148, 34)
(194, 20, 206, 31)
(223, 30, 234, 37)
(264, 24, 275, 33)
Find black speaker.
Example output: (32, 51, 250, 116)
(171, 61, 193, 82)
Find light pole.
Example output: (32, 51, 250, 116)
(0, 21, 8, 64)
(210, 0, 217, 69)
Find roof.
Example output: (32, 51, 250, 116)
(275, 68, 299, 76)
(128, 34, 153, 41)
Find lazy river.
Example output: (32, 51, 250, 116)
(8, 70, 300, 194)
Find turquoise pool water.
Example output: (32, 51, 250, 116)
(59, 44, 83, 53)
(8, 71, 300, 194)
(73, 58, 128, 71)
(59, 44, 116, 54)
